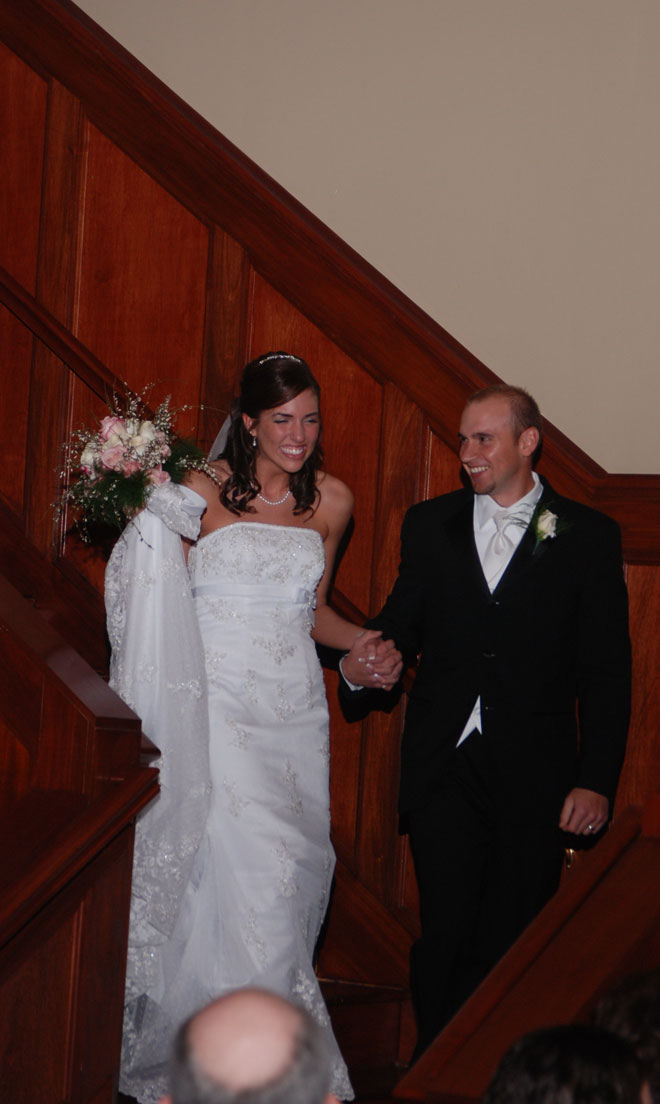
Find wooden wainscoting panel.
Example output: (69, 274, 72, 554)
(0, 494, 108, 676)
(594, 476, 660, 565)
(36, 680, 95, 794)
(0, 720, 31, 812)
(0, 626, 43, 757)
(0, 306, 32, 515)
(0, 895, 79, 1103)
(37, 78, 89, 327)
(370, 386, 427, 612)
(24, 345, 71, 556)
(199, 228, 250, 450)
(615, 563, 660, 813)
(23, 79, 89, 554)
(72, 830, 135, 1104)
(76, 123, 209, 416)
(56, 373, 110, 593)
(355, 387, 422, 900)
(427, 428, 464, 501)
(0, 41, 46, 292)
(0, 823, 139, 1104)
(327, 667, 361, 864)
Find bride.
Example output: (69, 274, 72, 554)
(106, 352, 401, 1103)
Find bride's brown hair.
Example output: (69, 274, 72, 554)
(219, 352, 323, 516)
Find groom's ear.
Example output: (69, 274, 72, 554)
(519, 425, 539, 457)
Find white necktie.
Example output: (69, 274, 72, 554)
(483, 508, 516, 586)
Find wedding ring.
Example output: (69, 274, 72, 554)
(587, 824, 594, 832)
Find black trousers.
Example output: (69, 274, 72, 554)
(407, 729, 566, 1058)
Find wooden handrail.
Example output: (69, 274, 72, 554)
(0, 571, 158, 1102)
(0, 263, 126, 402)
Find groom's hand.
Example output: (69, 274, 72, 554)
(559, 787, 609, 836)
(341, 631, 402, 690)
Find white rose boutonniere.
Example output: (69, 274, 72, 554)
(530, 503, 570, 555)
(535, 509, 558, 541)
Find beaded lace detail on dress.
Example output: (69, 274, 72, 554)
(108, 509, 353, 1102)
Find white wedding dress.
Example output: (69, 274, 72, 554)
(105, 485, 353, 1103)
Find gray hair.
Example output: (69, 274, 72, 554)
(168, 1002, 332, 1104)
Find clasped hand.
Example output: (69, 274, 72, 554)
(342, 630, 402, 690)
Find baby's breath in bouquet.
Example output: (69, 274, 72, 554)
(60, 387, 216, 542)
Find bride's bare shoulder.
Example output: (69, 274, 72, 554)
(316, 471, 354, 517)
(185, 460, 228, 501)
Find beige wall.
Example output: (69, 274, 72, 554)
(74, 0, 660, 473)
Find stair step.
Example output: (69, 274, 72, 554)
(320, 977, 408, 1005)
(320, 976, 415, 1080)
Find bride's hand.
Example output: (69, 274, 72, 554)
(341, 630, 402, 690)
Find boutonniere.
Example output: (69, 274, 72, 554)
(530, 502, 571, 555)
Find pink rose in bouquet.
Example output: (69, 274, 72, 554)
(147, 466, 171, 486)
(100, 415, 128, 442)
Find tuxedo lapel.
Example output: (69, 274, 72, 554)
(444, 495, 492, 598)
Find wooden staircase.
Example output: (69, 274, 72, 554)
(322, 979, 413, 1100)
(1, 1, 660, 1098)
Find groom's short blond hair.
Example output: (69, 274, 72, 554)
(467, 384, 543, 450)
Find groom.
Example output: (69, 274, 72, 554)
(342, 384, 631, 1056)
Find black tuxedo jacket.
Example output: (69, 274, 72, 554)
(362, 480, 631, 821)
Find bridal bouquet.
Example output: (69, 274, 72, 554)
(60, 387, 215, 542)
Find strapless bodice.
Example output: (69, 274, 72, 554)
(188, 522, 324, 600)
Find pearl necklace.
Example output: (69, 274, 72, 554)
(257, 488, 291, 507)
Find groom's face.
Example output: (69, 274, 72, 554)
(458, 397, 536, 506)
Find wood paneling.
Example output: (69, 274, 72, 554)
(24, 347, 70, 555)
(0, 722, 31, 811)
(355, 387, 423, 902)
(0, 576, 157, 1104)
(0, 898, 78, 1102)
(0, 306, 32, 514)
(427, 429, 466, 501)
(327, 666, 361, 863)
(0, 2, 659, 1092)
(77, 124, 209, 410)
(37, 79, 87, 325)
(199, 228, 250, 450)
(0, 40, 46, 292)
(0, 824, 140, 1104)
(615, 564, 660, 812)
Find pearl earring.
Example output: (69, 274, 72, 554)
(251, 435, 257, 448)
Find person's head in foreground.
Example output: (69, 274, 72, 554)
(160, 987, 340, 1104)
(482, 1023, 651, 1104)
(592, 969, 660, 1104)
